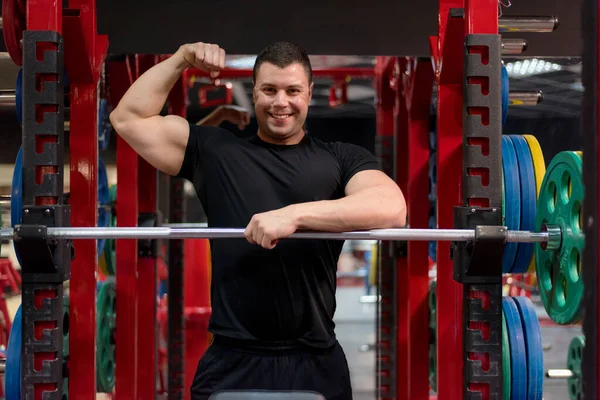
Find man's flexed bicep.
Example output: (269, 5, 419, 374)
(110, 113, 190, 176)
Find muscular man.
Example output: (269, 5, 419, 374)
(110, 41, 407, 400)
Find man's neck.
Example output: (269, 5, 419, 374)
(257, 129, 305, 145)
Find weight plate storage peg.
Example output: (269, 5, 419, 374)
(97, 279, 116, 393)
(513, 296, 544, 400)
(535, 151, 585, 325)
(6, 304, 22, 399)
(567, 335, 584, 400)
(502, 297, 527, 400)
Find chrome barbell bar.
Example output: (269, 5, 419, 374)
(0, 226, 553, 242)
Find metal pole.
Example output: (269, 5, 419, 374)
(498, 16, 559, 32)
(509, 91, 544, 106)
(501, 39, 528, 55)
(3, 226, 553, 242)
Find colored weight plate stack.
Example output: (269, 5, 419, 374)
(97, 278, 116, 393)
(428, 280, 437, 392)
(501, 134, 545, 274)
(534, 151, 584, 325)
(6, 304, 22, 399)
(502, 296, 544, 400)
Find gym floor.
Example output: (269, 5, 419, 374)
(333, 287, 578, 400)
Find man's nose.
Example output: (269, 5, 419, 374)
(273, 90, 289, 106)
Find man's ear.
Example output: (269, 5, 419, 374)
(308, 81, 314, 99)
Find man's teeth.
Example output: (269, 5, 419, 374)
(272, 114, 291, 119)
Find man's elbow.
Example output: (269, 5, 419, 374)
(391, 201, 407, 228)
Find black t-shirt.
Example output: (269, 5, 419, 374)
(177, 124, 380, 348)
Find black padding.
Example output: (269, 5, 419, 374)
(209, 390, 326, 400)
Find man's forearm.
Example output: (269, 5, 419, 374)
(112, 50, 189, 120)
(290, 186, 407, 232)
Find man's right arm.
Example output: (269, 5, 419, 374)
(109, 42, 225, 176)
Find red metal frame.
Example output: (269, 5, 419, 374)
(135, 54, 160, 400)
(404, 58, 435, 400)
(26, 0, 108, 398)
(432, 1, 465, 399)
(106, 57, 139, 400)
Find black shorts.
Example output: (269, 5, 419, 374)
(190, 335, 353, 400)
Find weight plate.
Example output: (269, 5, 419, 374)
(535, 151, 584, 324)
(502, 65, 509, 127)
(502, 297, 527, 400)
(97, 157, 110, 257)
(429, 280, 437, 392)
(502, 167, 505, 225)
(502, 312, 511, 400)
(98, 99, 112, 151)
(6, 304, 22, 400)
(502, 136, 520, 273)
(2, 0, 25, 65)
(105, 185, 118, 275)
(522, 134, 546, 273)
(567, 335, 584, 400)
(509, 135, 537, 273)
(11, 147, 23, 265)
(16, 67, 22, 125)
(97, 279, 116, 393)
(512, 296, 544, 400)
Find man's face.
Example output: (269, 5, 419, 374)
(253, 62, 313, 143)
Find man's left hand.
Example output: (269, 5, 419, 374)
(244, 207, 298, 249)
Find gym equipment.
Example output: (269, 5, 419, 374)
(523, 134, 546, 273)
(2, 0, 26, 65)
(546, 335, 584, 400)
(535, 151, 584, 325)
(501, 66, 509, 126)
(98, 98, 112, 151)
(429, 280, 437, 392)
(513, 296, 544, 399)
(501, 312, 511, 400)
(498, 16, 560, 33)
(15, 68, 22, 125)
(97, 279, 116, 392)
(0, 226, 554, 242)
(6, 304, 22, 399)
(501, 136, 520, 272)
(508, 135, 537, 274)
(97, 157, 110, 257)
(502, 297, 527, 400)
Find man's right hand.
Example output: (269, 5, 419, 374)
(179, 42, 226, 79)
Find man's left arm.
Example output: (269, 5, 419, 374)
(244, 148, 407, 249)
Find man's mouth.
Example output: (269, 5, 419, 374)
(269, 112, 293, 120)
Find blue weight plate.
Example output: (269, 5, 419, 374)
(11, 147, 23, 265)
(502, 65, 509, 127)
(512, 296, 544, 400)
(509, 135, 537, 273)
(6, 304, 22, 400)
(97, 157, 110, 256)
(16, 67, 22, 126)
(502, 136, 520, 273)
(98, 99, 111, 151)
(502, 297, 527, 400)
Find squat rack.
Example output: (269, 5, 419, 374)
(12, 1, 599, 400)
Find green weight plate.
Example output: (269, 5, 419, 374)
(429, 280, 436, 392)
(567, 335, 584, 400)
(535, 151, 585, 325)
(502, 311, 511, 400)
(97, 279, 116, 393)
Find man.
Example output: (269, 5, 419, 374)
(110, 41, 407, 400)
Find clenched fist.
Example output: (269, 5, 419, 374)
(179, 42, 226, 79)
(244, 207, 299, 250)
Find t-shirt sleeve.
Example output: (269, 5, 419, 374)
(332, 142, 381, 188)
(176, 123, 225, 181)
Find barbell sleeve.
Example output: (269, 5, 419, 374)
(1, 226, 554, 243)
(498, 16, 559, 33)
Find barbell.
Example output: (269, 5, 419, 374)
(0, 224, 556, 242)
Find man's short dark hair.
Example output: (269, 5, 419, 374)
(252, 42, 313, 85)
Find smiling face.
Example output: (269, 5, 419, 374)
(253, 62, 313, 145)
